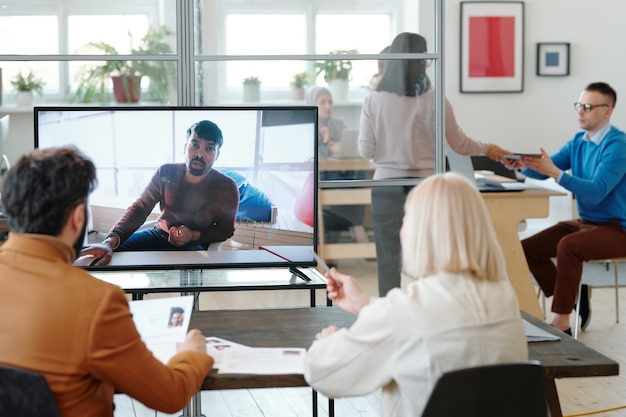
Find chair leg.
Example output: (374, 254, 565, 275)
(614, 261, 620, 323)
(574, 280, 582, 339)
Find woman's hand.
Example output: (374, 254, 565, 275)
(485, 143, 513, 163)
(326, 268, 372, 315)
(314, 325, 338, 340)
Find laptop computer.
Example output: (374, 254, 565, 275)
(446, 144, 527, 192)
(337, 129, 360, 159)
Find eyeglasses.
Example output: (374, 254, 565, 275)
(574, 102, 610, 112)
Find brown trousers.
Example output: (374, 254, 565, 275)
(522, 219, 626, 314)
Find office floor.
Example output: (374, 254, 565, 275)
(113, 258, 626, 417)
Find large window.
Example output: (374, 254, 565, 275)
(0, 0, 406, 106)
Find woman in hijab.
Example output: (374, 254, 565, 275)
(306, 86, 346, 160)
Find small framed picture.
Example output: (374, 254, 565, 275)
(536, 43, 570, 76)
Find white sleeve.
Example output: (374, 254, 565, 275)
(303, 299, 400, 398)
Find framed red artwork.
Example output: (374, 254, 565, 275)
(460, 2, 525, 93)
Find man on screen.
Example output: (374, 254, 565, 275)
(82, 120, 240, 265)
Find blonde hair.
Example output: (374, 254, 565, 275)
(401, 172, 507, 282)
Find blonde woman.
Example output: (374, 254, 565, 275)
(304, 173, 528, 417)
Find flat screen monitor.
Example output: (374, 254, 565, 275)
(34, 106, 318, 271)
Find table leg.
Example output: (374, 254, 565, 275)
(328, 398, 335, 417)
(180, 392, 204, 417)
(310, 289, 316, 307)
(544, 378, 562, 417)
(312, 389, 318, 417)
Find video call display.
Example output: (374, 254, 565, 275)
(34, 106, 318, 270)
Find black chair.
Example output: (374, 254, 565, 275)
(421, 361, 548, 417)
(0, 365, 62, 417)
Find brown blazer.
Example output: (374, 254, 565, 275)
(0, 233, 213, 417)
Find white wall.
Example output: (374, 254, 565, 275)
(441, 0, 626, 153)
(6, 0, 626, 164)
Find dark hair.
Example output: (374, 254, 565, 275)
(170, 306, 184, 315)
(186, 120, 224, 148)
(2, 146, 97, 235)
(376, 32, 431, 97)
(585, 82, 617, 108)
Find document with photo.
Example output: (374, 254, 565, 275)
(129, 295, 195, 363)
(204, 336, 306, 375)
(218, 346, 306, 375)
(205, 336, 251, 369)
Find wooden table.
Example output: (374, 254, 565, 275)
(318, 184, 564, 317)
(190, 306, 618, 417)
(522, 311, 619, 416)
(481, 187, 566, 318)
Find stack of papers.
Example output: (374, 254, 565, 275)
(206, 337, 306, 375)
(523, 319, 561, 342)
(129, 295, 195, 363)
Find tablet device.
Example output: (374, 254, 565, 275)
(504, 153, 542, 160)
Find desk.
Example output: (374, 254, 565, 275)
(522, 311, 619, 417)
(482, 187, 566, 317)
(92, 267, 328, 306)
(318, 185, 563, 316)
(318, 158, 372, 172)
(190, 307, 619, 417)
(317, 188, 376, 260)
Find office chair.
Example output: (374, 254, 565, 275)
(571, 258, 622, 339)
(0, 365, 62, 417)
(421, 361, 548, 417)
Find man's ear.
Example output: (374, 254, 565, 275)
(69, 203, 86, 233)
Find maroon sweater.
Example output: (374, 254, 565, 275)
(110, 164, 239, 247)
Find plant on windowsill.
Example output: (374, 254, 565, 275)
(314, 49, 357, 102)
(290, 71, 314, 101)
(10, 70, 45, 106)
(72, 26, 175, 104)
(242, 76, 261, 102)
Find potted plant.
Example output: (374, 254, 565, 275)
(242, 76, 261, 102)
(314, 49, 357, 102)
(10, 70, 45, 106)
(290, 71, 314, 101)
(72, 26, 175, 103)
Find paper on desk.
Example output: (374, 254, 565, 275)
(205, 336, 305, 375)
(523, 319, 561, 342)
(129, 295, 194, 363)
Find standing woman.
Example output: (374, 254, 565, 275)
(358, 32, 511, 296)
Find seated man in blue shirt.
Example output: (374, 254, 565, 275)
(511, 82, 626, 335)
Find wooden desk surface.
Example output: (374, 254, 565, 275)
(318, 157, 371, 172)
(190, 306, 618, 403)
(481, 186, 566, 318)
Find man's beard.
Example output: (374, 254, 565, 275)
(72, 207, 88, 260)
(188, 157, 207, 176)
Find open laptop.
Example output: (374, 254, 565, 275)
(446, 144, 527, 192)
(337, 129, 360, 159)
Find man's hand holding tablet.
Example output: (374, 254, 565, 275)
(504, 153, 542, 160)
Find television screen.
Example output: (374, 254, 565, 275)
(34, 106, 318, 271)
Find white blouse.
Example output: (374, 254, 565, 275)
(304, 272, 528, 417)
